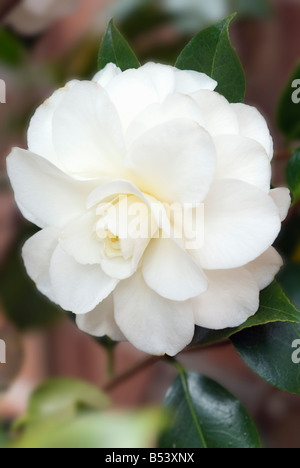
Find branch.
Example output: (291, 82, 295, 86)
(103, 340, 231, 392)
(0, 0, 22, 22)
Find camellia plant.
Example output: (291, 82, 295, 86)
(2, 15, 300, 448)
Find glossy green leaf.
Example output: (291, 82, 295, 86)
(286, 148, 300, 204)
(278, 263, 300, 310)
(192, 281, 300, 347)
(0, 227, 63, 330)
(175, 15, 245, 103)
(160, 371, 261, 448)
(231, 322, 300, 395)
(10, 409, 166, 448)
(98, 19, 140, 71)
(277, 62, 300, 140)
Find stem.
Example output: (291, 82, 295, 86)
(103, 340, 231, 392)
(0, 0, 22, 21)
(106, 345, 116, 380)
(103, 355, 160, 392)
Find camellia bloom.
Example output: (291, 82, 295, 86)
(4, 0, 79, 36)
(7, 63, 290, 356)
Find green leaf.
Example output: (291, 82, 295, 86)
(192, 281, 300, 347)
(277, 62, 300, 140)
(286, 148, 300, 204)
(0, 227, 63, 330)
(0, 29, 25, 65)
(175, 14, 245, 103)
(9, 409, 166, 448)
(98, 19, 140, 71)
(160, 370, 261, 448)
(277, 263, 300, 310)
(17, 378, 110, 428)
(231, 322, 300, 395)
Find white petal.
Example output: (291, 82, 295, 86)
(246, 247, 283, 290)
(193, 267, 259, 329)
(126, 93, 205, 146)
(59, 211, 103, 265)
(269, 188, 291, 221)
(232, 103, 273, 160)
(22, 227, 58, 303)
(28, 80, 78, 168)
(174, 68, 217, 93)
(93, 63, 122, 87)
(195, 179, 281, 270)
(76, 294, 125, 341)
(7, 148, 96, 228)
(191, 90, 239, 136)
(213, 135, 271, 192)
(128, 119, 216, 204)
(50, 245, 118, 314)
(104, 64, 172, 131)
(114, 271, 195, 356)
(52, 81, 125, 176)
(142, 238, 207, 301)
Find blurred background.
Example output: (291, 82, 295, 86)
(0, 0, 300, 448)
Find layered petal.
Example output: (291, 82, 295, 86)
(128, 119, 216, 204)
(193, 267, 259, 329)
(7, 148, 96, 228)
(59, 211, 103, 265)
(76, 294, 125, 341)
(191, 90, 239, 136)
(269, 188, 291, 221)
(28, 80, 77, 168)
(126, 93, 205, 145)
(214, 135, 271, 192)
(246, 247, 283, 290)
(232, 103, 273, 160)
(50, 246, 118, 314)
(114, 271, 195, 356)
(142, 238, 207, 301)
(22, 227, 58, 303)
(195, 179, 281, 270)
(52, 81, 125, 176)
(93, 63, 122, 87)
(174, 68, 217, 93)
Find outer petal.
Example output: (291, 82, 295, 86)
(50, 246, 118, 314)
(191, 90, 239, 136)
(195, 179, 281, 270)
(245, 247, 283, 290)
(22, 227, 59, 303)
(142, 238, 207, 301)
(52, 81, 125, 176)
(213, 135, 271, 192)
(28, 80, 78, 168)
(7, 148, 96, 228)
(76, 294, 125, 341)
(174, 68, 217, 93)
(128, 119, 216, 204)
(193, 267, 259, 329)
(269, 188, 291, 221)
(93, 63, 122, 87)
(114, 271, 195, 356)
(104, 64, 173, 131)
(232, 103, 273, 160)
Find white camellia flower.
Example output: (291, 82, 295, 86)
(7, 63, 290, 356)
(4, 0, 79, 36)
